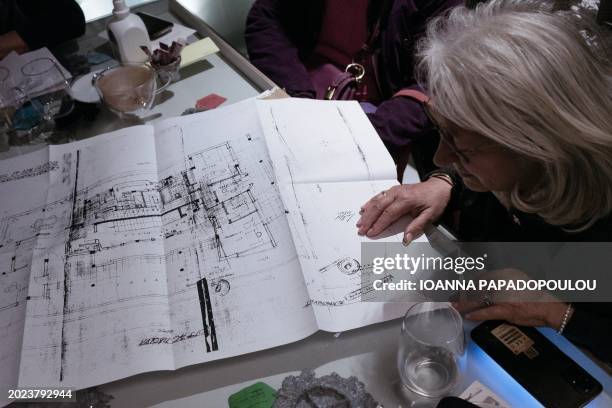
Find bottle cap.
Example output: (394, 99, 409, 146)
(112, 0, 130, 19)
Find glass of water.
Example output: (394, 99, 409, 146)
(20, 57, 74, 121)
(398, 302, 465, 398)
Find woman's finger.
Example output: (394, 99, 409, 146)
(356, 190, 395, 235)
(402, 210, 432, 244)
(365, 200, 407, 237)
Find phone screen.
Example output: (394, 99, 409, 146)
(471, 321, 602, 408)
(136, 12, 174, 40)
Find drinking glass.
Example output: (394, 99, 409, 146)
(0, 66, 12, 100)
(397, 302, 465, 398)
(93, 64, 171, 116)
(0, 67, 18, 150)
(20, 57, 74, 121)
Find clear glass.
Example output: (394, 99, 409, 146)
(152, 57, 181, 83)
(0, 66, 20, 109)
(20, 57, 74, 121)
(93, 64, 171, 116)
(0, 67, 18, 151)
(0, 66, 10, 89)
(397, 302, 465, 398)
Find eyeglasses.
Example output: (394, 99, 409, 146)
(422, 102, 494, 164)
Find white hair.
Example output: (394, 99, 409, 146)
(418, 0, 612, 231)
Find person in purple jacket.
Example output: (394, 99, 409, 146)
(245, 0, 462, 179)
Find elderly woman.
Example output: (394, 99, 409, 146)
(357, 0, 612, 362)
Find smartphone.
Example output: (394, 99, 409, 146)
(471, 321, 602, 408)
(136, 12, 174, 40)
(437, 397, 480, 408)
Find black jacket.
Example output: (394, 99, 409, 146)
(0, 0, 85, 50)
(454, 190, 612, 364)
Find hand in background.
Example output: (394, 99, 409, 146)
(0, 31, 29, 59)
(356, 177, 451, 244)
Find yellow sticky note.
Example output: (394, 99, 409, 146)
(180, 37, 220, 68)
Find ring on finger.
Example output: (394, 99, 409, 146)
(482, 296, 493, 307)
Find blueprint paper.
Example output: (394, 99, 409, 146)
(288, 180, 413, 332)
(0, 126, 154, 404)
(18, 126, 174, 389)
(151, 102, 316, 369)
(7, 100, 316, 393)
(258, 99, 396, 183)
(0, 148, 51, 405)
(258, 99, 424, 331)
(1, 98, 418, 398)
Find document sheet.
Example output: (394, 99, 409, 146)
(0, 99, 413, 402)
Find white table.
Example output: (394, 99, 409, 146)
(102, 318, 612, 408)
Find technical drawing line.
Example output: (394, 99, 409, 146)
(0, 160, 59, 184)
(196, 278, 218, 353)
(61, 149, 80, 382)
(269, 108, 297, 162)
(336, 106, 372, 180)
(93, 214, 160, 226)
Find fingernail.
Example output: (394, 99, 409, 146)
(465, 313, 474, 320)
(403, 233, 413, 246)
(366, 228, 374, 237)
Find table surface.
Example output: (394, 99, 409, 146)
(3, 1, 610, 407)
(99, 316, 612, 408)
(0, 0, 262, 161)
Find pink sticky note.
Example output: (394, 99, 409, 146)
(196, 93, 227, 111)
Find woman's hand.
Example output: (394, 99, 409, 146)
(0, 31, 29, 59)
(453, 268, 572, 330)
(356, 177, 452, 244)
(454, 301, 571, 330)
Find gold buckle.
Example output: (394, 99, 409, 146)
(345, 63, 365, 83)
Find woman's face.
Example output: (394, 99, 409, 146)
(433, 126, 535, 193)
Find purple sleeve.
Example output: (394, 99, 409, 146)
(369, 0, 463, 156)
(367, 85, 430, 155)
(245, 0, 315, 98)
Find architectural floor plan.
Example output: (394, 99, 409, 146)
(0, 99, 410, 403)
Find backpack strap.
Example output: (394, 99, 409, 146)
(392, 89, 429, 103)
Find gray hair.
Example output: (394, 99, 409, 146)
(418, 0, 612, 231)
